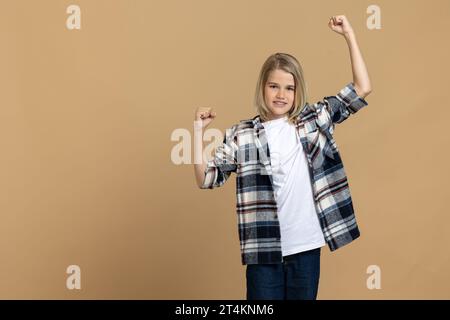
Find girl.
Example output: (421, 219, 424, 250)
(194, 15, 372, 300)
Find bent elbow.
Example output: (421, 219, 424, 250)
(360, 87, 372, 99)
(197, 181, 210, 189)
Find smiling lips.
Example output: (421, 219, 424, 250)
(273, 101, 287, 107)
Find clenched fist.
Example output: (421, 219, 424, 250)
(195, 107, 217, 129)
(328, 15, 354, 36)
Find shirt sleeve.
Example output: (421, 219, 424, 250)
(314, 82, 369, 135)
(200, 124, 238, 189)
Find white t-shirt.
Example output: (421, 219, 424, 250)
(262, 115, 326, 257)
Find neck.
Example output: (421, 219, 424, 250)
(265, 114, 287, 122)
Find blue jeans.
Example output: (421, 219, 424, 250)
(246, 247, 321, 300)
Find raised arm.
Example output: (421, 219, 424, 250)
(193, 107, 216, 188)
(329, 15, 372, 97)
(193, 107, 238, 189)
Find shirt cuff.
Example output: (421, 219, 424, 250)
(338, 82, 369, 112)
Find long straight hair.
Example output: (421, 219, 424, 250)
(254, 53, 308, 124)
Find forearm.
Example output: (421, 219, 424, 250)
(194, 161, 207, 188)
(193, 122, 207, 188)
(344, 31, 372, 96)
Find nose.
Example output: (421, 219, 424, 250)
(276, 89, 286, 100)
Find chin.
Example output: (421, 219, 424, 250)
(270, 109, 289, 116)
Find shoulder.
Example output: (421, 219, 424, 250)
(296, 102, 324, 124)
(303, 101, 324, 115)
(232, 116, 258, 131)
(238, 118, 255, 127)
(220, 117, 257, 141)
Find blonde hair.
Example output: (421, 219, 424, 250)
(253, 53, 308, 124)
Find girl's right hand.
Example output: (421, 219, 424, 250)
(195, 107, 216, 129)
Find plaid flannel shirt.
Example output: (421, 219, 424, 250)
(201, 82, 369, 265)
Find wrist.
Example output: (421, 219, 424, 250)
(343, 30, 355, 40)
(194, 120, 204, 131)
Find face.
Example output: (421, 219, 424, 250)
(263, 69, 296, 121)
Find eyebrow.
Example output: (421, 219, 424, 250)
(267, 82, 295, 88)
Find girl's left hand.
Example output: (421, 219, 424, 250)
(328, 15, 354, 36)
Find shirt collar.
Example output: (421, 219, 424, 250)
(252, 104, 310, 129)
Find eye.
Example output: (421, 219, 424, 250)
(268, 85, 294, 90)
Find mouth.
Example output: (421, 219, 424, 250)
(273, 101, 287, 107)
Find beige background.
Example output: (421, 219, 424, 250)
(0, 0, 449, 299)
